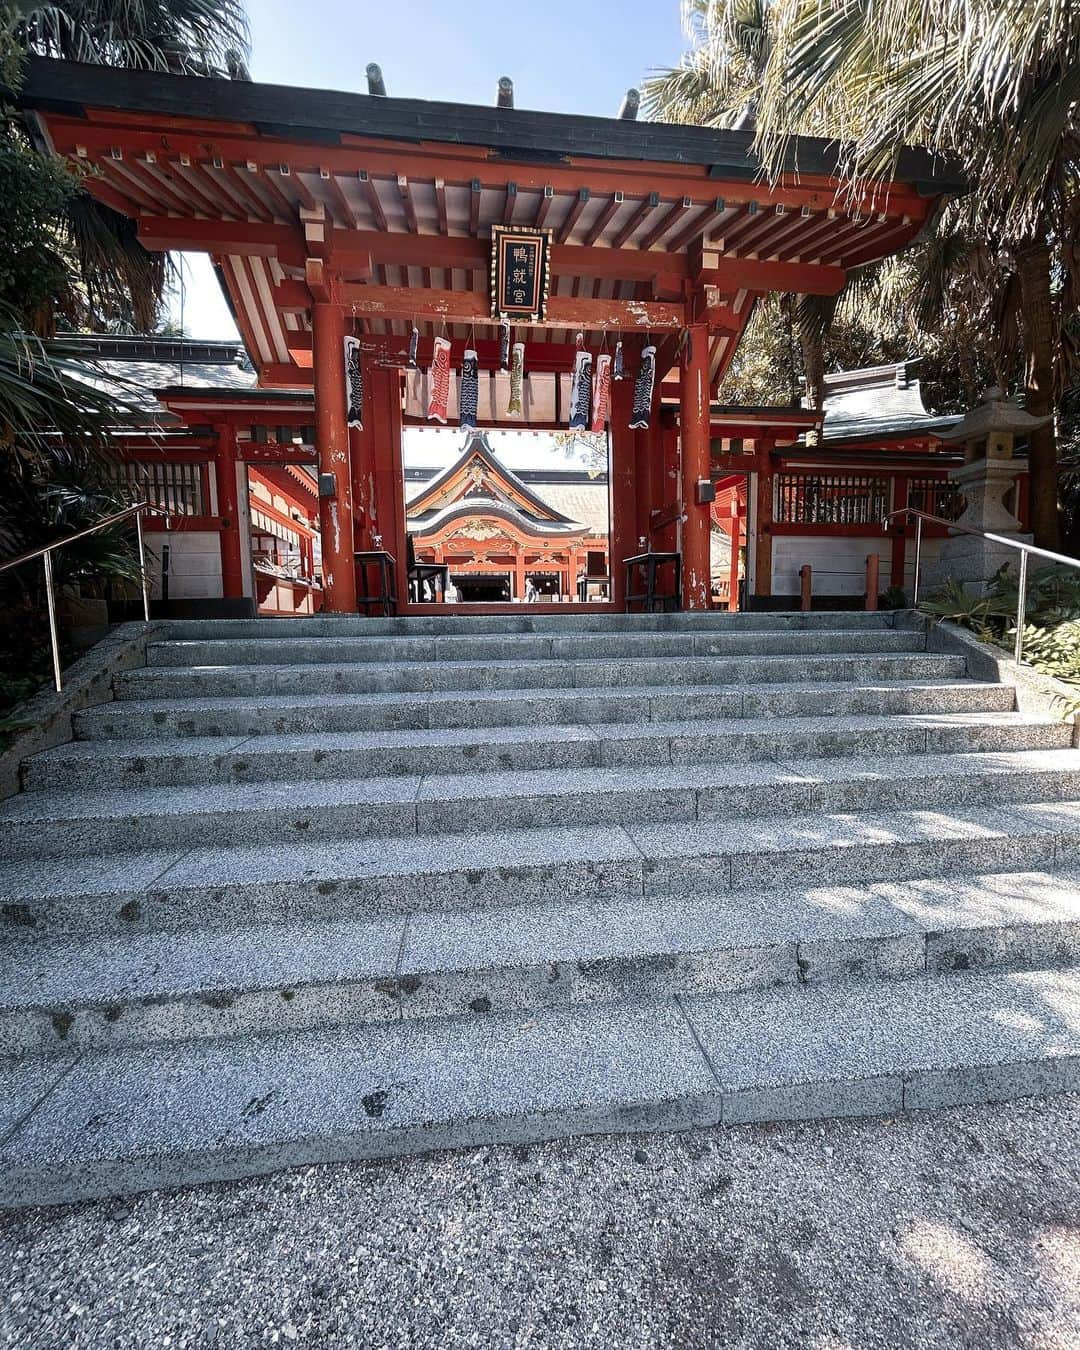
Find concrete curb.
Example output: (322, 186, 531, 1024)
(0, 622, 162, 801)
(919, 614, 1080, 739)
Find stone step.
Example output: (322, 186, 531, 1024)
(74, 679, 1017, 741)
(114, 652, 969, 700)
(5, 750, 1080, 860)
(26, 711, 1069, 792)
(145, 628, 925, 668)
(157, 610, 907, 640)
(3, 799, 1076, 939)
(2, 963, 1077, 1207)
(4, 870, 1078, 1056)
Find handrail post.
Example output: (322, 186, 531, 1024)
(135, 508, 150, 623)
(912, 515, 923, 609)
(1015, 550, 1029, 665)
(42, 549, 62, 693)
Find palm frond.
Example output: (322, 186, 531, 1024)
(62, 189, 169, 331)
(9, 0, 249, 74)
(0, 314, 149, 462)
(644, 0, 773, 127)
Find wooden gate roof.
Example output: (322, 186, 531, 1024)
(17, 58, 964, 395)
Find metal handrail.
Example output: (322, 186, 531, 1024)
(882, 507, 1080, 666)
(0, 501, 170, 692)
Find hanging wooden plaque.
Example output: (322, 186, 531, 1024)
(490, 225, 552, 322)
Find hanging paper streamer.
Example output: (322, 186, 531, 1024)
(630, 345, 656, 429)
(343, 335, 363, 429)
(459, 348, 479, 430)
(428, 336, 452, 423)
(507, 341, 525, 417)
(591, 354, 612, 433)
(569, 349, 593, 430)
(499, 320, 511, 371)
(407, 326, 419, 369)
(613, 340, 625, 381)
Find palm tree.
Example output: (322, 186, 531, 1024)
(647, 2, 1078, 549)
(4, 0, 249, 332)
(744, 0, 1080, 550)
(644, 2, 846, 414)
(0, 0, 248, 458)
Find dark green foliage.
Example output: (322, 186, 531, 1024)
(882, 585, 908, 610)
(0, 322, 144, 457)
(10, 0, 248, 75)
(921, 571, 1019, 641)
(0, 327, 147, 709)
(0, 465, 139, 725)
(924, 563, 1080, 688)
(0, 132, 75, 328)
(0, 0, 249, 713)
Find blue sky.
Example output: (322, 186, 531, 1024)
(168, 0, 689, 337)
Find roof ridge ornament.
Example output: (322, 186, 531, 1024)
(365, 63, 386, 97)
(618, 89, 640, 121)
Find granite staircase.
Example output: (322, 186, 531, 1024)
(2, 610, 1079, 1206)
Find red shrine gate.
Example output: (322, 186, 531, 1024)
(19, 59, 962, 613)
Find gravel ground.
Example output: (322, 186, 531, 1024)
(1, 1093, 1078, 1350)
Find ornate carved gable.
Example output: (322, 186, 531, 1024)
(459, 455, 507, 505)
(446, 521, 503, 544)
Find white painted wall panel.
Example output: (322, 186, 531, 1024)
(771, 536, 892, 598)
(143, 532, 223, 600)
(770, 535, 946, 599)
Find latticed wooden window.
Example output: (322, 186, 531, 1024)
(774, 473, 891, 525)
(906, 476, 962, 521)
(111, 461, 206, 516)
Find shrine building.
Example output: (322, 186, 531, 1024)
(17, 57, 976, 614)
(404, 432, 609, 603)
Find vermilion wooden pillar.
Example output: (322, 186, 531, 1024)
(753, 437, 775, 601)
(651, 418, 680, 555)
(311, 299, 357, 612)
(367, 365, 408, 594)
(349, 424, 370, 552)
(680, 322, 712, 609)
(214, 421, 244, 599)
(350, 356, 377, 553)
(728, 500, 741, 612)
(609, 368, 638, 610)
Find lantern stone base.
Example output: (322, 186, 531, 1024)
(925, 529, 1032, 597)
(924, 456, 1029, 597)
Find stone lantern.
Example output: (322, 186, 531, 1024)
(925, 388, 1051, 594)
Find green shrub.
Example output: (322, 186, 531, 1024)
(924, 564, 1080, 688)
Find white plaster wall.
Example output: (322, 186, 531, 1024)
(143, 531, 223, 600)
(771, 536, 893, 598)
(771, 535, 945, 598)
